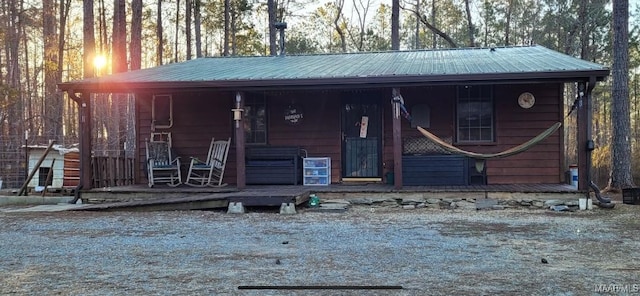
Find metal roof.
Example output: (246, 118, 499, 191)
(59, 45, 609, 92)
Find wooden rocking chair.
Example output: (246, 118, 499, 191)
(185, 137, 231, 187)
(146, 140, 182, 187)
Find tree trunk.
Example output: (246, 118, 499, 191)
(334, 0, 346, 52)
(414, 0, 420, 49)
(83, 0, 96, 78)
(391, 0, 400, 50)
(174, 0, 180, 62)
(505, 0, 513, 45)
(578, 0, 589, 60)
(58, 0, 70, 75)
(431, 0, 436, 48)
(231, 5, 237, 55)
(43, 0, 62, 141)
(463, 0, 475, 47)
(635, 76, 639, 144)
(607, 0, 634, 190)
(98, 0, 107, 53)
(185, 0, 192, 60)
(20, 6, 35, 140)
(58, 0, 70, 143)
(94, 0, 108, 153)
(156, 0, 163, 65)
(112, 0, 127, 73)
(131, 0, 142, 70)
(268, 0, 277, 56)
(223, 0, 230, 56)
(112, 0, 128, 156)
(194, 0, 202, 57)
(5, 0, 23, 153)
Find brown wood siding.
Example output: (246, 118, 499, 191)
(488, 84, 563, 184)
(265, 92, 342, 184)
(133, 83, 564, 186)
(384, 84, 563, 185)
(63, 151, 80, 187)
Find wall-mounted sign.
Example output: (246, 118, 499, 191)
(284, 105, 304, 125)
(359, 116, 369, 138)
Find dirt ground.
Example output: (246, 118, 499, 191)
(0, 201, 639, 296)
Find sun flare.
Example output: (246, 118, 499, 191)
(93, 55, 107, 72)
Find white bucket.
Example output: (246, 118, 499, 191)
(569, 165, 578, 188)
(579, 198, 588, 210)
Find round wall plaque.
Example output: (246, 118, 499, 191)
(518, 92, 535, 109)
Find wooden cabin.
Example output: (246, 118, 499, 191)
(59, 46, 609, 195)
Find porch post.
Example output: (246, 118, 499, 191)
(69, 90, 93, 192)
(80, 94, 93, 190)
(391, 88, 403, 189)
(576, 80, 594, 194)
(234, 92, 246, 190)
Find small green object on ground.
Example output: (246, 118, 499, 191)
(309, 194, 320, 207)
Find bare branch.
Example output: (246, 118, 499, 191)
(401, 2, 458, 48)
(334, 0, 347, 52)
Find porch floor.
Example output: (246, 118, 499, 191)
(78, 183, 583, 211)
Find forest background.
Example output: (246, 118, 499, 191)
(0, 0, 638, 189)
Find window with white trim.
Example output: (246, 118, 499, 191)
(456, 85, 494, 142)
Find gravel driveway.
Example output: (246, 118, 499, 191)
(0, 204, 638, 295)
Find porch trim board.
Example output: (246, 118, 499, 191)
(342, 178, 383, 182)
(77, 183, 581, 211)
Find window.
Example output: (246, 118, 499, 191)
(244, 96, 267, 144)
(456, 85, 494, 142)
(411, 104, 430, 128)
(152, 94, 173, 130)
(38, 167, 53, 186)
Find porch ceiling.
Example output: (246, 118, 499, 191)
(59, 45, 609, 93)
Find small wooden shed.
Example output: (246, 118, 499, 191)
(26, 144, 80, 190)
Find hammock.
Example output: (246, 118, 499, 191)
(416, 122, 562, 172)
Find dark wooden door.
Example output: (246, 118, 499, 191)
(341, 94, 382, 180)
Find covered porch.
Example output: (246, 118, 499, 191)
(58, 45, 610, 204)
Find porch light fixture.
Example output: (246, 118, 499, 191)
(232, 92, 244, 128)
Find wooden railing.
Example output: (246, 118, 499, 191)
(91, 156, 135, 188)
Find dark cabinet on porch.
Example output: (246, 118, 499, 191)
(245, 146, 302, 185)
(402, 155, 486, 186)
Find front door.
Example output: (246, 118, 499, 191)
(341, 93, 382, 181)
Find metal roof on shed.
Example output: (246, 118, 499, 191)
(59, 45, 609, 92)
